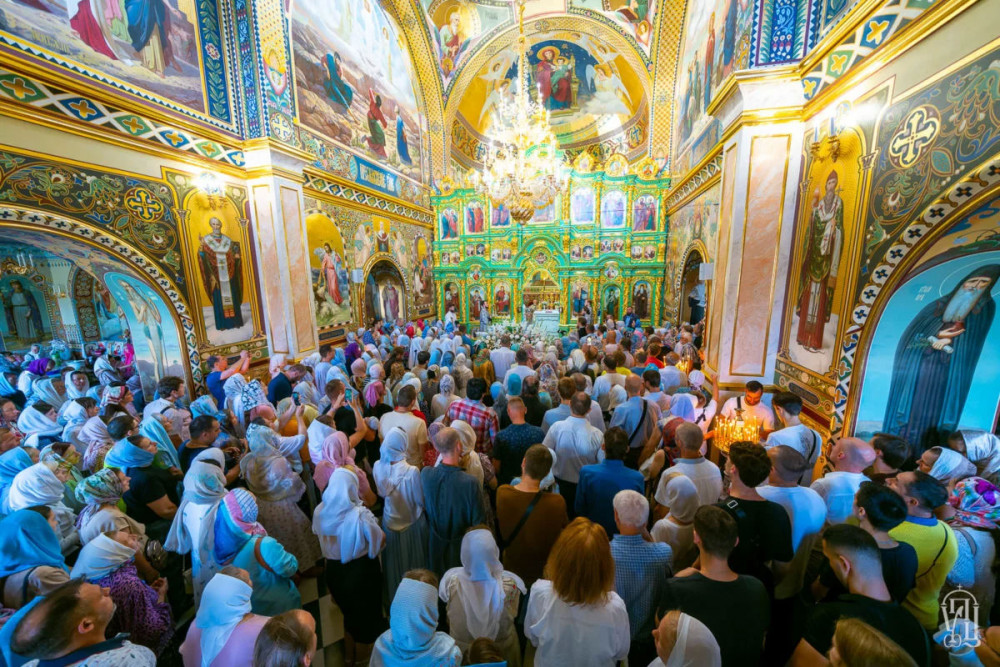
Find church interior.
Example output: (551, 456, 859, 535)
(1, 0, 999, 663)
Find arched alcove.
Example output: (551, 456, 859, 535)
(679, 247, 706, 325)
(364, 259, 407, 324)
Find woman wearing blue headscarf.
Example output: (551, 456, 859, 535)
(138, 415, 182, 470)
(212, 488, 300, 616)
(0, 447, 34, 516)
(105, 435, 180, 543)
(0, 509, 69, 609)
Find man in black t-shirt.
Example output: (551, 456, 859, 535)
(657, 505, 770, 667)
(790, 524, 930, 666)
(716, 441, 793, 593)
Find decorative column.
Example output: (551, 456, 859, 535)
(705, 70, 806, 393)
(244, 142, 318, 358)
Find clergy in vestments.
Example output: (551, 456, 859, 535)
(420, 427, 486, 575)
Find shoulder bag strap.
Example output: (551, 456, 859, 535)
(629, 400, 649, 446)
(917, 525, 951, 580)
(254, 536, 277, 574)
(500, 490, 545, 553)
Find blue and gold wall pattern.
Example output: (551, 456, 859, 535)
(431, 156, 670, 328)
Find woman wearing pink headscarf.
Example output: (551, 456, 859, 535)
(313, 432, 376, 506)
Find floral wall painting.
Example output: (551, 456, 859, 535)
(632, 280, 651, 320)
(186, 196, 255, 347)
(571, 187, 596, 224)
(305, 212, 353, 330)
(493, 281, 511, 316)
(632, 194, 657, 231)
(292, 0, 424, 179)
(601, 190, 626, 228)
(440, 208, 460, 239)
(104, 271, 185, 398)
(0, 275, 50, 349)
(855, 252, 1000, 449)
(0, 0, 212, 116)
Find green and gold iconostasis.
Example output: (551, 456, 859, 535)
(431, 153, 670, 329)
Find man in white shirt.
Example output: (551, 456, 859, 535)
(143, 375, 192, 442)
(758, 446, 827, 603)
(378, 384, 429, 467)
(542, 392, 604, 514)
(811, 437, 875, 525)
(572, 372, 608, 433)
(765, 392, 822, 484)
(719, 380, 775, 435)
(658, 352, 689, 395)
(592, 356, 626, 413)
(654, 423, 722, 511)
(503, 348, 537, 386)
(489, 334, 516, 382)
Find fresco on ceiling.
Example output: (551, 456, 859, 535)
(855, 252, 1000, 449)
(463, 29, 644, 146)
(292, 0, 424, 180)
(673, 0, 753, 158)
(664, 182, 720, 318)
(185, 195, 255, 347)
(421, 0, 510, 86)
(305, 212, 353, 330)
(104, 271, 185, 396)
(568, 0, 656, 51)
(1, 0, 209, 114)
(786, 120, 864, 375)
(0, 275, 50, 349)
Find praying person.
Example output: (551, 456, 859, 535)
(180, 568, 269, 667)
(811, 437, 875, 525)
(370, 570, 463, 666)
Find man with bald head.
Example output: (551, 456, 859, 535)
(810, 437, 876, 525)
(610, 373, 660, 469)
(421, 426, 487, 574)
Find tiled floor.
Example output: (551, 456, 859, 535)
(298, 569, 348, 667)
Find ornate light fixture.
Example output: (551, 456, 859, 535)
(471, 0, 566, 225)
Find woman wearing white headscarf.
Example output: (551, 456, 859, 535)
(241, 425, 321, 574)
(61, 397, 97, 454)
(7, 461, 78, 553)
(651, 611, 722, 667)
(371, 575, 463, 667)
(313, 467, 387, 664)
(408, 333, 424, 369)
(16, 403, 63, 448)
(444, 420, 485, 486)
(165, 448, 229, 602)
(919, 446, 977, 484)
(71, 532, 173, 656)
(373, 426, 428, 602)
(451, 354, 473, 398)
(180, 570, 268, 667)
(651, 473, 700, 570)
(30, 378, 65, 412)
(950, 429, 1000, 484)
(439, 528, 525, 665)
(431, 375, 460, 420)
(268, 354, 287, 379)
(93, 354, 121, 386)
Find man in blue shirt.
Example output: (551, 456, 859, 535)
(492, 397, 546, 486)
(575, 427, 644, 537)
(205, 350, 250, 407)
(610, 375, 660, 469)
(623, 306, 639, 332)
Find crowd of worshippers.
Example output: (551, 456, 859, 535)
(1, 317, 1000, 667)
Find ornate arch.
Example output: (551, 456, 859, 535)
(672, 239, 708, 322)
(0, 206, 201, 385)
(442, 14, 654, 174)
(837, 152, 1000, 435)
(512, 235, 567, 268)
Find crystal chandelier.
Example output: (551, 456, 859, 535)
(471, 0, 566, 225)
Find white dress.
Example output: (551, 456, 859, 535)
(525, 580, 630, 667)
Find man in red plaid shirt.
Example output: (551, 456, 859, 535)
(446, 377, 499, 454)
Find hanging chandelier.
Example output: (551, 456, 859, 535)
(471, 0, 567, 225)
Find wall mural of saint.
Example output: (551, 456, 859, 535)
(632, 281, 650, 319)
(1, 279, 45, 345)
(197, 216, 245, 332)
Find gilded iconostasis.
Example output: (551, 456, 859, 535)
(0, 0, 998, 448)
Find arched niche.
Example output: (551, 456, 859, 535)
(679, 245, 706, 326)
(0, 207, 199, 390)
(364, 259, 407, 325)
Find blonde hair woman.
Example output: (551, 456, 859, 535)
(524, 517, 629, 666)
(830, 618, 917, 667)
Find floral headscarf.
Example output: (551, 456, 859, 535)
(213, 489, 267, 563)
(100, 385, 128, 410)
(75, 468, 126, 529)
(313, 432, 355, 492)
(364, 381, 384, 409)
(949, 477, 1000, 530)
